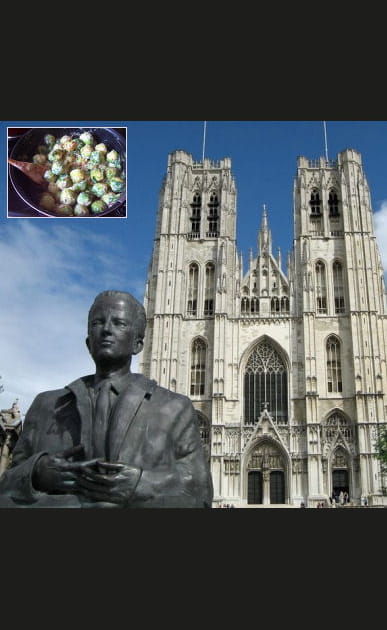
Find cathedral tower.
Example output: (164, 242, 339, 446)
(140, 146, 387, 507)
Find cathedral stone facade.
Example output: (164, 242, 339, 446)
(138, 148, 387, 507)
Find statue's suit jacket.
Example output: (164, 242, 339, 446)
(0, 373, 213, 508)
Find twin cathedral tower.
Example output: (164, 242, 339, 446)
(138, 147, 387, 507)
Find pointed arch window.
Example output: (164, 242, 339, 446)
(187, 263, 199, 316)
(315, 261, 327, 314)
(190, 338, 207, 396)
(207, 193, 219, 237)
(196, 412, 211, 460)
(327, 336, 342, 393)
(309, 188, 321, 215)
(241, 297, 250, 314)
(323, 412, 352, 441)
(271, 297, 280, 313)
(333, 261, 345, 313)
(244, 340, 288, 424)
(328, 188, 340, 217)
(190, 193, 201, 235)
(281, 297, 289, 313)
(204, 262, 215, 316)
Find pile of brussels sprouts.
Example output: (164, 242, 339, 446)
(34, 130, 125, 216)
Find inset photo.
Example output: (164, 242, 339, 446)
(7, 126, 126, 218)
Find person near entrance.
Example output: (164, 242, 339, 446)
(0, 290, 213, 508)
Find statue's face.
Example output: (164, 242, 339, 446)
(86, 297, 142, 367)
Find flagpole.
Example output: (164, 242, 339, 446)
(202, 121, 207, 162)
(323, 121, 329, 161)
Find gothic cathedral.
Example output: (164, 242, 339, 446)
(138, 148, 387, 507)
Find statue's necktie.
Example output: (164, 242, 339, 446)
(93, 380, 112, 459)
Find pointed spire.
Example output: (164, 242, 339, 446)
(258, 203, 272, 256)
(261, 203, 268, 229)
(277, 247, 281, 269)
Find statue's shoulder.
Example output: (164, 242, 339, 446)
(131, 373, 192, 408)
(31, 376, 94, 407)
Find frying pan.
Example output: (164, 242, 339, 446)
(8, 127, 126, 217)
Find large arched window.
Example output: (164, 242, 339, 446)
(310, 188, 321, 215)
(326, 335, 342, 393)
(207, 193, 219, 236)
(315, 261, 327, 314)
(196, 412, 211, 461)
(204, 262, 215, 316)
(333, 261, 345, 314)
(244, 339, 288, 424)
(190, 338, 207, 396)
(328, 188, 339, 217)
(187, 263, 199, 316)
(190, 193, 201, 235)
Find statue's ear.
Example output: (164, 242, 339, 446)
(132, 338, 144, 356)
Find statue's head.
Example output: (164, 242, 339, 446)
(86, 291, 146, 368)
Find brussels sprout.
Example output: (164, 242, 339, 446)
(70, 168, 86, 183)
(102, 192, 120, 206)
(71, 179, 88, 192)
(72, 138, 84, 151)
(37, 144, 49, 155)
(51, 160, 66, 176)
(105, 166, 119, 180)
(44, 134, 56, 147)
(73, 204, 89, 216)
(60, 189, 77, 205)
(109, 177, 125, 192)
(59, 135, 71, 145)
(33, 153, 47, 165)
(79, 131, 94, 145)
(48, 148, 64, 162)
(56, 174, 72, 190)
(63, 154, 77, 167)
(55, 204, 74, 216)
(95, 143, 107, 153)
(48, 182, 61, 200)
(39, 192, 56, 211)
(77, 191, 93, 206)
(106, 150, 119, 162)
(62, 139, 78, 152)
(89, 150, 105, 165)
(90, 167, 104, 183)
(90, 199, 108, 214)
(91, 182, 109, 198)
(43, 169, 57, 182)
(80, 144, 93, 159)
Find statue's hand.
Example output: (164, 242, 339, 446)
(74, 460, 141, 506)
(32, 445, 87, 494)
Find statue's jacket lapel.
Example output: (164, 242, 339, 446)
(107, 375, 157, 462)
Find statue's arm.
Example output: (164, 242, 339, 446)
(131, 400, 213, 508)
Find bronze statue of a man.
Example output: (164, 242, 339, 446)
(0, 291, 213, 508)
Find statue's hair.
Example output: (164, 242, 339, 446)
(88, 290, 146, 339)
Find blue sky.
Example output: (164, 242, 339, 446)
(1, 120, 387, 415)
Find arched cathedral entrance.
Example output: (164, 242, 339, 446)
(246, 440, 287, 505)
(331, 447, 350, 502)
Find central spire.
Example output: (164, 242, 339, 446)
(258, 203, 272, 257)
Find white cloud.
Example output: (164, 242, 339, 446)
(0, 222, 145, 418)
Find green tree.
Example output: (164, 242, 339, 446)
(375, 426, 387, 495)
(375, 426, 387, 473)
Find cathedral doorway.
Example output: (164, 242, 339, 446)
(332, 469, 349, 501)
(270, 471, 285, 504)
(246, 440, 287, 505)
(330, 446, 351, 501)
(248, 471, 263, 504)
